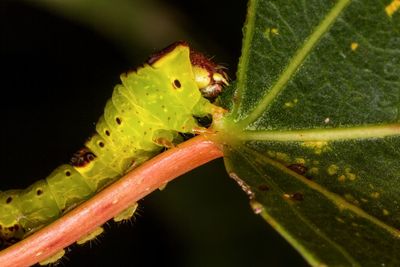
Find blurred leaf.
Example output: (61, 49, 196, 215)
(23, 0, 188, 57)
(218, 0, 400, 265)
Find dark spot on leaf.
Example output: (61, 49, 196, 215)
(258, 184, 270, 191)
(291, 192, 304, 201)
(288, 164, 307, 175)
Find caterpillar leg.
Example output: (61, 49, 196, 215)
(113, 203, 138, 223)
(38, 249, 65, 266)
(158, 183, 168, 191)
(76, 226, 104, 245)
(154, 137, 174, 148)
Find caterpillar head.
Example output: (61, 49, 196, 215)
(148, 41, 228, 101)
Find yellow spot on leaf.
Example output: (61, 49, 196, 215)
(344, 167, 357, 181)
(383, 209, 390, 216)
(350, 42, 359, 51)
(386, 0, 400, 17)
(263, 27, 280, 40)
(369, 183, 375, 189)
(371, 192, 380, 199)
(338, 175, 346, 182)
(309, 167, 319, 175)
(336, 217, 345, 223)
(284, 98, 298, 108)
(302, 141, 329, 155)
(276, 152, 290, 162)
(295, 158, 306, 164)
(327, 164, 339, 175)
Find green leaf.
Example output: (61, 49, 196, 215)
(216, 0, 400, 265)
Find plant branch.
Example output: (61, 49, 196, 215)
(0, 135, 223, 267)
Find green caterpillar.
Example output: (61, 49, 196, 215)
(0, 41, 228, 247)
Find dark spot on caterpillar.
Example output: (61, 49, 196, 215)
(116, 117, 122, 125)
(105, 130, 110, 136)
(99, 142, 105, 148)
(36, 189, 43, 196)
(65, 171, 71, 177)
(71, 148, 97, 167)
(258, 184, 269, 191)
(173, 79, 181, 89)
(287, 164, 307, 175)
(6, 197, 12, 204)
(13, 225, 19, 231)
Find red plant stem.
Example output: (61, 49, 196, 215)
(0, 135, 223, 267)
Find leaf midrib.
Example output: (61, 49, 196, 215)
(238, 123, 400, 141)
(236, 0, 351, 128)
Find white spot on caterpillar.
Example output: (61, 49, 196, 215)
(324, 117, 330, 124)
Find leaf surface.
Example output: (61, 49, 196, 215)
(217, 0, 400, 265)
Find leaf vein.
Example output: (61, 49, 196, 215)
(238, 0, 352, 128)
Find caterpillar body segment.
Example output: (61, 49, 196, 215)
(0, 41, 228, 247)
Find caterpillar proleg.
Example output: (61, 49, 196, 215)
(0, 41, 228, 248)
